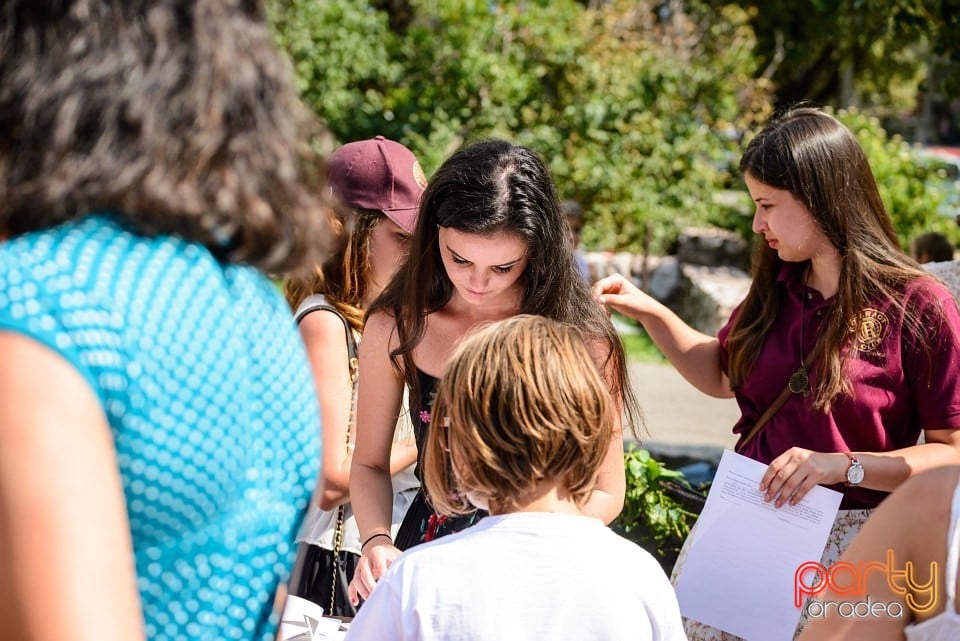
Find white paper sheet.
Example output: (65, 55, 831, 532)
(674, 449, 842, 641)
(278, 594, 348, 641)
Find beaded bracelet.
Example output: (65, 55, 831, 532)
(361, 532, 392, 551)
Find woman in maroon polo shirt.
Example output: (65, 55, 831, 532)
(595, 107, 960, 640)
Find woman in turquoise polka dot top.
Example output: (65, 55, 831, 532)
(0, 2, 337, 640)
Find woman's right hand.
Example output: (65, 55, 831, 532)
(592, 273, 658, 321)
(347, 539, 402, 605)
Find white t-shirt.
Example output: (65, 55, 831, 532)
(344, 511, 688, 641)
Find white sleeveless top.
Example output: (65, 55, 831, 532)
(904, 473, 960, 641)
(293, 294, 419, 554)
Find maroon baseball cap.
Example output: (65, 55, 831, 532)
(327, 136, 427, 234)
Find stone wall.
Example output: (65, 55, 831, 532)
(584, 226, 752, 335)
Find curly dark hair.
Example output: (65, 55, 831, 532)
(0, 0, 334, 273)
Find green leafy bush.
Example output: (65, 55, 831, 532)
(613, 447, 704, 573)
(832, 107, 959, 249)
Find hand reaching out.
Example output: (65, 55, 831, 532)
(592, 273, 659, 321)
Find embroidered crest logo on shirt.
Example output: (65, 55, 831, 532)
(847, 308, 889, 354)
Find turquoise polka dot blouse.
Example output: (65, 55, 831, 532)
(0, 215, 320, 641)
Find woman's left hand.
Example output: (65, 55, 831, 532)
(760, 447, 848, 507)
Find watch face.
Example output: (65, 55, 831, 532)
(847, 462, 865, 485)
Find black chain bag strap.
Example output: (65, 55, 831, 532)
(296, 299, 358, 616)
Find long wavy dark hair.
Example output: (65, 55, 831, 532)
(728, 107, 936, 410)
(0, 0, 334, 273)
(369, 139, 641, 431)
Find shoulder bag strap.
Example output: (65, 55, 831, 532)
(296, 300, 358, 362)
(735, 339, 826, 453)
(296, 300, 357, 615)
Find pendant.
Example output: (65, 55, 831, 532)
(788, 366, 809, 396)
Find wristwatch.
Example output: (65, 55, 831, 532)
(844, 452, 864, 486)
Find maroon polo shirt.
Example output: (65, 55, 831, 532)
(719, 262, 960, 509)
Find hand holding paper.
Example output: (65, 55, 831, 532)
(673, 450, 842, 641)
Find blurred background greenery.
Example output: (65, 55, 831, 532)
(267, 0, 960, 256)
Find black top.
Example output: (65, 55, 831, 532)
(394, 368, 485, 550)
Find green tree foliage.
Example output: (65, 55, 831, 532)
(269, 0, 773, 253)
(386, 0, 588, 171)
(268, 0, 400, 137)
(554, 2, 772, 252)
(268, 0, 951, 254)
(831, 107, 959, 247)
(718, 0, 960, 120)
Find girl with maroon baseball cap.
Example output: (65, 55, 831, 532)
(347, 139, 641, 606)
(326, 135, 427, 237)
(283, 137, 426, 617)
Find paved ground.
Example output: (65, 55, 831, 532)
(626, 361, 740, 453)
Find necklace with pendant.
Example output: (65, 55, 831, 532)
(788, 283, 811, 396)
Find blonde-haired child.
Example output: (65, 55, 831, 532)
(346, 315, 685, 641)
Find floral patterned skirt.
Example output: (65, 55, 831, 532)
(670, 508, 874, 641)
(394, 490, 486, 551)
